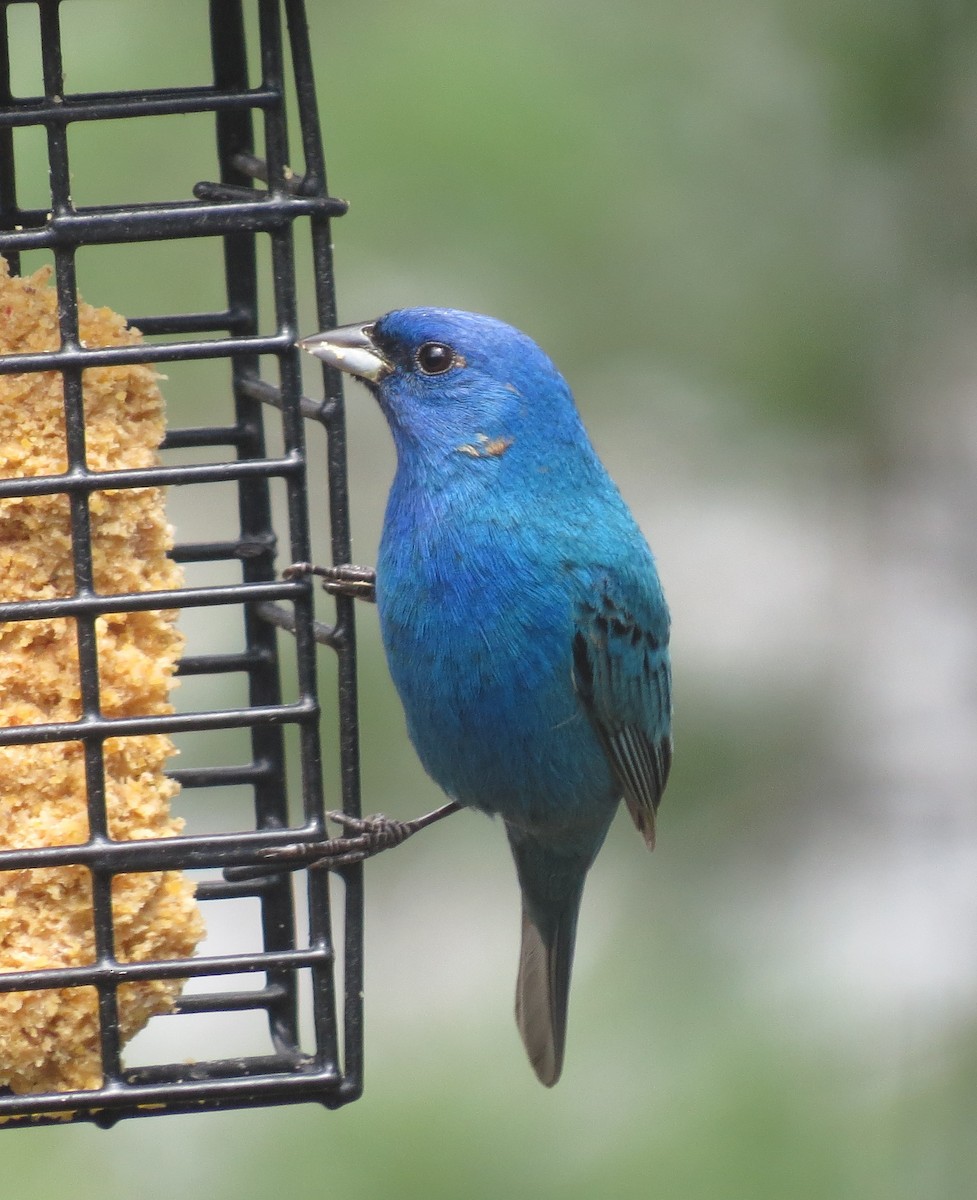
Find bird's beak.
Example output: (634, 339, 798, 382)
(297, 322, 393, 383)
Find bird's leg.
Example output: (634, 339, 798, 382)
(317, 801, 463, 865)
(222, 801, 462, 881)
(284, 561, 377, 603)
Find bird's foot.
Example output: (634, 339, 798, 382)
(284, 561, 377, 603)
(316, 810, 422, 864)
(222, 802, 462, 881)
(318, 802, 463, 864)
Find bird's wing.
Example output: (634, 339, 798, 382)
(571, 586, 671, 849)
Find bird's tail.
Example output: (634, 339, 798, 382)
(514, 895, 582, 1087)
(507, 829, 591, 1087)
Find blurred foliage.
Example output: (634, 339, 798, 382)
(2, 1, 976, 1198)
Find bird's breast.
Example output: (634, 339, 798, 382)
(375, 503, 618, 827)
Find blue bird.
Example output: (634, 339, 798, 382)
(299, 309, 671, 1086)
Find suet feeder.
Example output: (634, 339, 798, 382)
(0, 0, 363, 1124)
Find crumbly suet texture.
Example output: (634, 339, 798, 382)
(0, 258, 204, 1097)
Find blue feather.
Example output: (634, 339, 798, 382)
(302, 307, 672, 1085)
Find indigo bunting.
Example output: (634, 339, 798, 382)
(300, 309, 671, 1086)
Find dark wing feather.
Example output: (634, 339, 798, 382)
(572, 590, 672, 849)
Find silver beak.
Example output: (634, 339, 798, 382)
(297, 321, 393, 383)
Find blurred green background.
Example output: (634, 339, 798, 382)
(4, 0, 977, 1197)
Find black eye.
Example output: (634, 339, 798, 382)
(415, 341, 456, 375)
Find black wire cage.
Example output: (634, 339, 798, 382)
(0, 0, 363, 1124)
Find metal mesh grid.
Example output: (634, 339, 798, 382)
(0, 0, 363, 1124)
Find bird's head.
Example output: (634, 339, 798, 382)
(298, 308, 586, 470)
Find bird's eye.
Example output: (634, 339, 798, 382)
(415, 342, 456, 375)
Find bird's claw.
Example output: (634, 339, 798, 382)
(285, 562, 377, 603)
(222, 812, 425, 881)
(321, 810, 420, 859)
(222, 802, 462, 881)
(301, 809, 447, 869)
